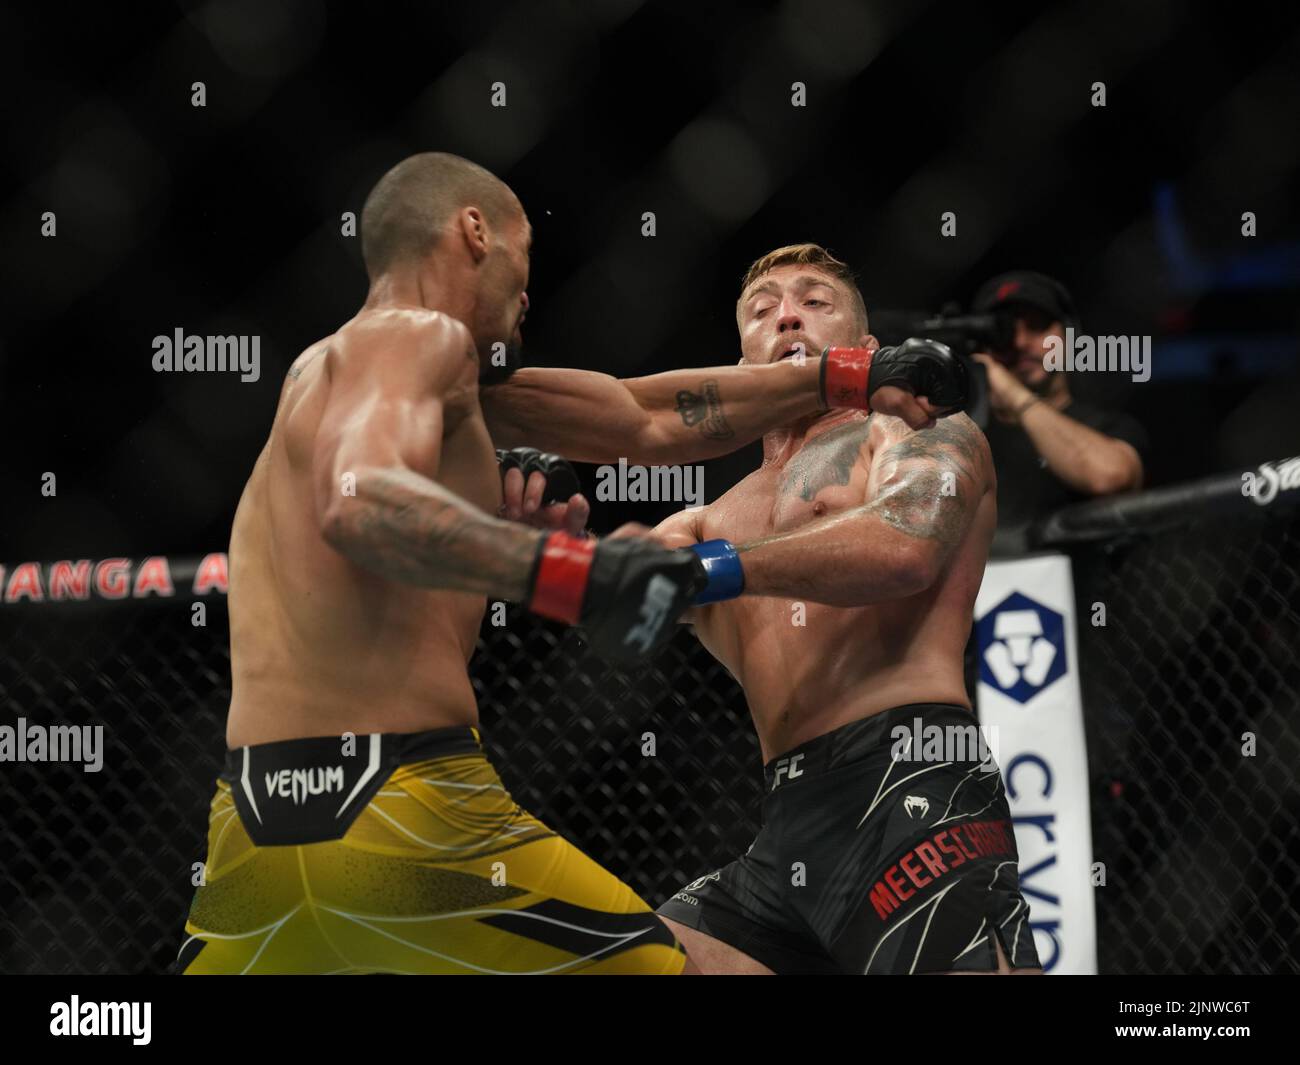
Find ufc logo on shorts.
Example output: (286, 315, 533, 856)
(772, 753, 804, 790)
(623, 575, 676, 653)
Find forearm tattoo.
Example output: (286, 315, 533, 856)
(674, 379, 735, 440)
(336, 468, 535, 598)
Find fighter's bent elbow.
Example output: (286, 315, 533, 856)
(319, 500, 353, 552)
(1084, 462, 1136, 496)
(890, 543, 943, 598)
(317, 477, 369, 553)
(831, 543, 939, 605)
(1084, 443, 1143, 496)
(316, 464, 382, 551)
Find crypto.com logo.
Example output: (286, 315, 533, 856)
(976, 591, 1067, 704)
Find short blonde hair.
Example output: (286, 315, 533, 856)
(735, 243, 868, 331)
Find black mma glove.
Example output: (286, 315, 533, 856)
(525, 532, 706, 665)
(819, 338, 969, 414)
(496, 446, 582, 505)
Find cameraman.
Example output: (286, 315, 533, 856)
(970, 271, 1148, 550)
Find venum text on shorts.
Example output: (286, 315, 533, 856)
(1043, 329, 1151, 382)
(595, 457, 704, 507)
(152, 328, 261, 382)
(0, 718, 104, 772)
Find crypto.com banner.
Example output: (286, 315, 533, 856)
(975, 553, 1097, 974)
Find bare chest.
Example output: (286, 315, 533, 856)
(702, 418, 876, 541)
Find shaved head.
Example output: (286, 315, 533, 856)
(360, 152, 519, 278)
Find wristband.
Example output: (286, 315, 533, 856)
(528, 531, 596, 624)
(689, 539, 745, 604)
(819, 346, 874, 411)
(1015, 395, 1042, 420)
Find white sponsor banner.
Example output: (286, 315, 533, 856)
(975, 553, 1097, 974)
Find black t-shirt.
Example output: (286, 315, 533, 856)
(982, 398, 1150, 535)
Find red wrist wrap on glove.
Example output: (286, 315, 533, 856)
(529, 532, 596, 624)
(821, 346, 875, 410)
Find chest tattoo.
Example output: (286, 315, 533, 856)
(778, 419, 871, 503)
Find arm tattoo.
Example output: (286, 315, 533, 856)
(288, 350, 322, 379)
(335, 468, 535, 598)
(868, 418, 985, 544)
(674, 379, 735, 440)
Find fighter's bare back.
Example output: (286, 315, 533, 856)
(226, 309, 494, 748)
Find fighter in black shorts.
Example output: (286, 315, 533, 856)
(646, 244, 1042, 974)
(661, 705, 1036, 973)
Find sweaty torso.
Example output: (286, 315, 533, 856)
(225, 312, 499, 747)
(690, 411, 994, 764)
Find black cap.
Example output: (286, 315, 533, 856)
(973, 271, 1078, 329)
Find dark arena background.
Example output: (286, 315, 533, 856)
(2, 0, 1299, 1003)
